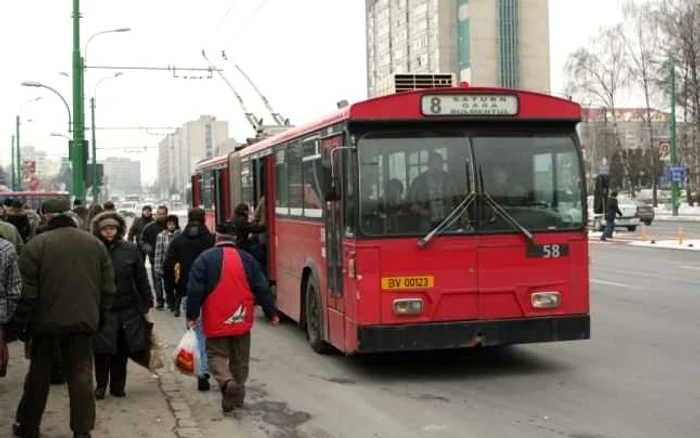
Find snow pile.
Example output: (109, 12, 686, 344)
(627, 239, 700, 251)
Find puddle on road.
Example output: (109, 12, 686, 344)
(237, 382, 315, 438)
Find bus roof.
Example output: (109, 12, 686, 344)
(195, 86, 581, 172)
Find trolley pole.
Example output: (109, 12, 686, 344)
(670, 61, 679, 217)
(71, 0, 86, 201)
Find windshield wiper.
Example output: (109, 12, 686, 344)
(417, 191, 477, 248)
(478, 167, 535, 246)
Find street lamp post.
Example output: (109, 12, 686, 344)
(78, 24, 130, 203)
(10, 135, 15, 190)
(90, 72, 123, 203)
(670, 61, 679, 217)
(14, 97, 42, 190)
(71, 0, 87, 201)
(21, 81, 73, 193)
(20, 81, 72, 133)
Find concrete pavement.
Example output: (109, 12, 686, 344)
(0, 341, 177, 438)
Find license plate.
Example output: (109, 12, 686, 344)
(527, 244, 569, 258)
(381, 276, 435, 290)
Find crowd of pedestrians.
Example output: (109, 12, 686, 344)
(0, 197, 278, 437)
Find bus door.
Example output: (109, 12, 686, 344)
(214, 167, 229, 228)
(322, 136, 345, 313)
(252, 155, 273, 281)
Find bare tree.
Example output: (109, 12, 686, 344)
(622, 0, 663, 204)
(565, 24, 628, 180)
(656, 0, 700, 199)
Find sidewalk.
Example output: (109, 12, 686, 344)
(149, 309, 252, 438)
(0, 342, 176, 438)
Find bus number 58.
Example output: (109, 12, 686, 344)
(542, 244, 561, 258)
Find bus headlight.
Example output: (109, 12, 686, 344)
(531, 292, 561, 309)
(393, 298, 423, 316)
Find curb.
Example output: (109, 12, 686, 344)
(157, 360, 204, 438)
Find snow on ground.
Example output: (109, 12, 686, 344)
(627, 239, 700, 251)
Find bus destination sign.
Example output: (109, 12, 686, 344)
(421, 94, 519, 117)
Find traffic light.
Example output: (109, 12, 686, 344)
(68, 140, 90, 182)
(86, 163, 104, 187)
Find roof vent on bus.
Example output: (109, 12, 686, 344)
(374, 73, 456, 96)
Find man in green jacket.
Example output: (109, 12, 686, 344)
(0, 219, 23, 254)
(10, 198, 115, 438)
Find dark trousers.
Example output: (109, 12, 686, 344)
(94, 329, 129, 393)
(206, 333, 251, 389)
(601, 218, 615, 240)
(164, 286, 176, 310)
(16, 334, 95, 434)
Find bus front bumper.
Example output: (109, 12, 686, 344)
(356, 315, 590, 353)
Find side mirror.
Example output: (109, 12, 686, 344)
(325, 186, 340, 202)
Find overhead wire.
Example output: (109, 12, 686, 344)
(224, 0, 272, 49)
(211, 0, 241, 37)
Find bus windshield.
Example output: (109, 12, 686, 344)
(357, 131, 584, 236)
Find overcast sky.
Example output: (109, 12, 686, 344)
(0, 0, 629, 184)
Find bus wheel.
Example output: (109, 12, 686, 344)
(305, 277, 333, 354)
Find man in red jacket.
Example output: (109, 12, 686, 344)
(186, 233, 278, 413)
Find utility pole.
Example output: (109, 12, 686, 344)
(10, 135, 15, 190)
(15, 116, 21, 191)
(72, 0, 86, 201)
(90, 96, 98, 203)
(670, 61, 679, 217)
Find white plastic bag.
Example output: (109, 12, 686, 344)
(173, 329, 199, 376)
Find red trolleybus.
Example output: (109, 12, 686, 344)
(193, 85, 590, 354)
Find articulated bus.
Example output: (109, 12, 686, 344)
(192, 84, 590, 354)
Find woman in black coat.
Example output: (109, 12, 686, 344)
(92, 211, 153, 399)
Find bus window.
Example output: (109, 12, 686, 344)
(288, 142, 303, 215)
(474, 134, 584, 231)
(241, 160, 254, 206)
(357, 132, 472, 236)
(201, 170, 215, 210)
(302, 141, 323, 218)
(275, 149, 289, 215)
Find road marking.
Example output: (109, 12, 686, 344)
(680, 265, 700, 270)
(590, 279, 635, 289)
(595, 266, 700, 285)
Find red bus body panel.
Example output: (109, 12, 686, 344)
(192, 87, 590, 355)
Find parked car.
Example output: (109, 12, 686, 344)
(117, 201, 138, 218)
(587, 195, 641, 232)
(633, 200, 655, 225)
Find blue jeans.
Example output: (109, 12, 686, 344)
(601, 218, 615, 240)
(181, 297, 210, 378)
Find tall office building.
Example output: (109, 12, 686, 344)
(157, 115, 229, 197)
(365, 0, 551, 97)
(103, 157, 142, 196)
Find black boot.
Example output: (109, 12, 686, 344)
(198, 374, 211, 391)
(73, 433, 92, 438)
(12, 423, 39, 438)
(95, 387, 106, 400)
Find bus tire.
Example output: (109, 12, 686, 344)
(304, 276, 334, 354)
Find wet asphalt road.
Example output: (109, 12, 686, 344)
(133, 217, 700, 438)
